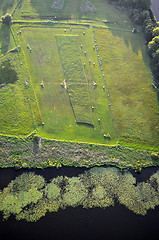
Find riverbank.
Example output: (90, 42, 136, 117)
(0, 134, 158, 171)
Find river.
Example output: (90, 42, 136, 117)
(151, 0, 159, 21)
(1, 167, 159, 239)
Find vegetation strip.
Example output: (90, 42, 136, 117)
(56, 35, 93, 126)
(0, 134, 158, 170)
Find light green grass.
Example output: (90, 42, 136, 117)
(0, 0, 158, 150)
(0, 0, 16, 16)
(94, 28, 159, 149)
(12, 0, 133, 29)
(56, 35, 93, 125)
(0, 52, 35, 136)
(0, 21, 41, 137)
(15, 25, 116, 144)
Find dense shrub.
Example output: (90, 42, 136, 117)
(153, 27, 159, 37)
(1, 13, 12, 24)
(108, 0, 151, 10)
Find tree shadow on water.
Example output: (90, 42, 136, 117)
(0, 23, 11, 55)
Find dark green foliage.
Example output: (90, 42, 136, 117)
(144, 18, 157, 42)
(109, 0, 151, 10)
(153, 27, 159, 37)
(151, 152, 159, 160)
(2, 13, 12, 24)
(148, 37, 159, 56)
(129, 9, 150, 25)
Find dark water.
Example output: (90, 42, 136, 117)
(151, 0, 159, 21)
(1, 205, 159, 240)
(1, 166, 159, 240)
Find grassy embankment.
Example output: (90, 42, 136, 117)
(0, 0, 158, 169)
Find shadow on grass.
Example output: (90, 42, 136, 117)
(30, 0, 61, 18)
(29, 0, 80, 20)
(0, 23, 11, 55)
(76, 122, 94, 128)
(0, 0, 14, 15)
(0, 60, 18, 87)
(110, 29, 141, 53)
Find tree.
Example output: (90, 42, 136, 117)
(135, 0, 151, 10)
(148, 37, 159, 56)
(1, 13, 12, 24)
(153, 27, 159, 37)
(144, 18, 157, 42)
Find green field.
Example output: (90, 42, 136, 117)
(0, 0, 159, 151)
(94, 28, 159, 149)
(56, 35, 93, 125)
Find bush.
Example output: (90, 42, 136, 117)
(153, 27, 159, 37)
(151, 152, 159, 160)
(1, 13, 12, 24)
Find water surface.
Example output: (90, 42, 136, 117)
(151, 0, 159, 21)
(1, 166, 159, 239)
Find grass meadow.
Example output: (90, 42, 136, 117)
(1, 0, 133, 28)
(94, 28, 159, 149)
(0, 51, 39, 136)
(16, 25, 116, 144)
(0, 0, 158, 150)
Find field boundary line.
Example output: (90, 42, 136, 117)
(0, 132, 118, 147)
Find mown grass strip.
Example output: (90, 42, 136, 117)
(56, 35, 93, 126)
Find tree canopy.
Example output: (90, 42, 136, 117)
(1, 13, 12, 24)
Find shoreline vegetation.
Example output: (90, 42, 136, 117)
(0, 0, 159, 171)
(0, 133, 158, 171)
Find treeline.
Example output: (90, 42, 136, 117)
(109, 0, 159, 88)
(108, 0, 152, 10)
